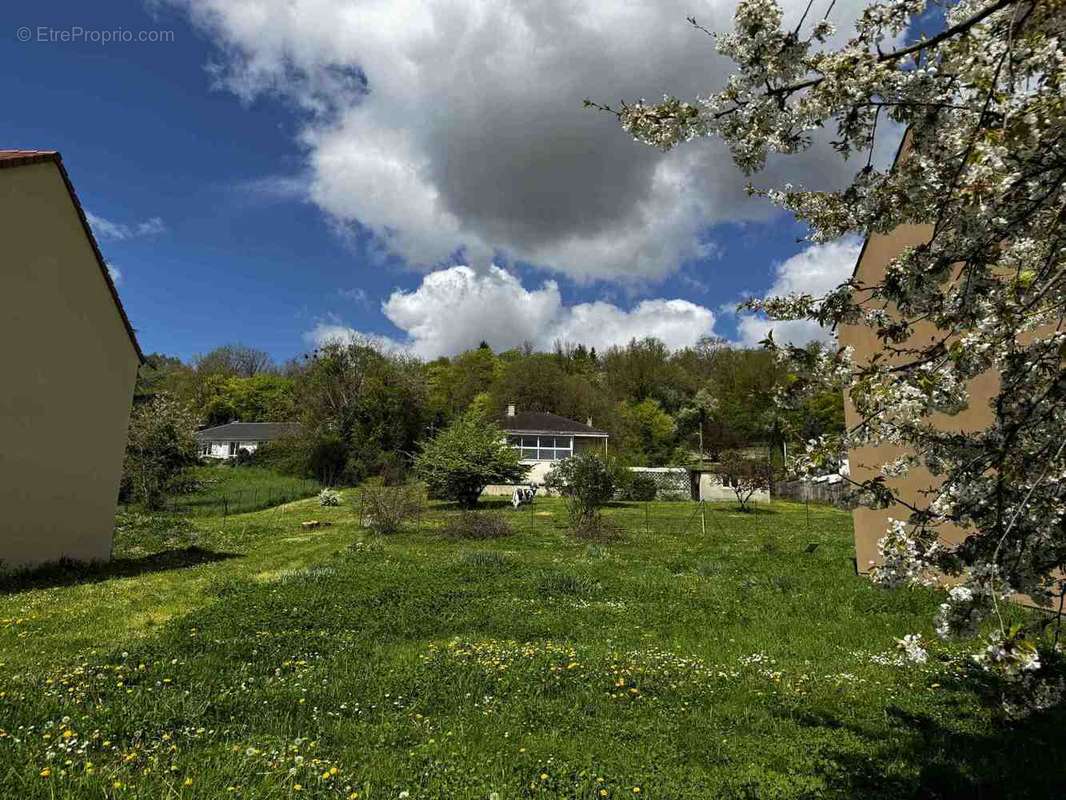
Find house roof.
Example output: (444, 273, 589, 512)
(500, 411, 608, 437)
(0, 149, 144, 362)
(195, 422, 302, 442)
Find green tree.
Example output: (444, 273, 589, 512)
(675, 388, 718, 461)
(543, 452, 616, 524)
(292, 341, 428, 484)
(618, 398, 676, 465)
(716, 451, 772, 513)
(122, 395, 199, 510)
(414, 411, 527, 508)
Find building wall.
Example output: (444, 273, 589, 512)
(483, 435, 608, 495)
(202, 441, 261, 459)
(0, 162, 140, 566)
(838, 223, 997, 571)
(698, 472, 770, 504)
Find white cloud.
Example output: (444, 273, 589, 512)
(106, 263, 123, 286)
(87, 211, 166, 241)
(734, 237, 863, 347)
(338, 287, 368, 303)
(168, 0, 900, 283)
(305, 265, 717, 358)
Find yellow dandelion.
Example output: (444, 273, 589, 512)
(633, 787, 641, 794)
(294, 785, 303, 792)
(184, 777, 193, 786)
(600, 790, 608, 797)
(39, 767, 52, 778)
(541, 773, 549, 780)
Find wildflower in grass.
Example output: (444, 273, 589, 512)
(39, 767, 51, 778)
(184, 777, 193, 786)
(318, 488, 342, 507)
(896, 634, 929, 664)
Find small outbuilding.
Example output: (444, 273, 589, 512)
(0, 150, 143, 567)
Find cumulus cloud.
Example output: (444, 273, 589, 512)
(106, 263, 123, 286)
(87, 211, 166, 241)
(305, 265, 717, 358)
(168, 0, 899, 283)
(734, 237, 863, 347)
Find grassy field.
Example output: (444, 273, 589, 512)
(154, 465, 320, 516)
(0, 491, 1061, 799)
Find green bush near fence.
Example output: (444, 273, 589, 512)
(160, 464, 320, 516)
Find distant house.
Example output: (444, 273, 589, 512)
(195, 422, 301, 459)
(0, 150, 142, 567)
(498, 405, 609, 486)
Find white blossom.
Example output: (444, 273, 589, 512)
(617, 0, 1066, 715)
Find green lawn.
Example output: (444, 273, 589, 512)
(0, 492, 1061, 799)
(156, 465, 320, 516)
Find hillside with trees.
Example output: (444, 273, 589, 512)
(136, 336, 844, 484)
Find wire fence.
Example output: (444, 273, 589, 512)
(120, 480, 321, 518)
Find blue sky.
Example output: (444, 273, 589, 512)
(2, 0, 880, 362)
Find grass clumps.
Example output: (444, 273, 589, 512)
(357, 482, 424, 534)
(439, 511, 514, 540)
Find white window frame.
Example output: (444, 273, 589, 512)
(508, 434, 574, 462)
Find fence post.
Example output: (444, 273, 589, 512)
(644, 502, 649, 535)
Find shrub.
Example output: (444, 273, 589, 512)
(233, 448, 257, 467)
(625, 473, 658, 502)
(122, 395, 200, 510)
(544, 453, 616, 525)
(307, 434, 349, 486)
(357, 483, 424, 534)
(439, 512, 514, 540)
(414, 411, 528, 508)
(318, 488, 342, 507)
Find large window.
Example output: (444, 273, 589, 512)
(507, 434, 573, 461)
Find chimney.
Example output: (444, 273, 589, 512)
(506, 403, 516, 417)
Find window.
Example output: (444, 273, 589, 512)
(508, 434, 573, 461)
(200, 443, 211, 456)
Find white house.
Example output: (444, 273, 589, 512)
(195, 422, 301, 459)
(482, 405, 609, 494)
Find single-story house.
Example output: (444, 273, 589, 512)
(1, 150, 143, 567)
(196, 422, 301, 459)
(484, 405, 609, 494)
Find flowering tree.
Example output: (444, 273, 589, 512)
(600, 0, 1065, 712)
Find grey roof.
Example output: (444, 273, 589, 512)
(500, 411, 608, 436)
(195, 422, 302, 442)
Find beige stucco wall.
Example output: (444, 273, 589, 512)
(839, 223, 997, 571)
(483, 435, 609, 495)
(0, 161, 140, 567)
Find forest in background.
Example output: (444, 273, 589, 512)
(134, 337, 845, 485)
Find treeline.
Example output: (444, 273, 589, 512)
(136, 337, 844, 484)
